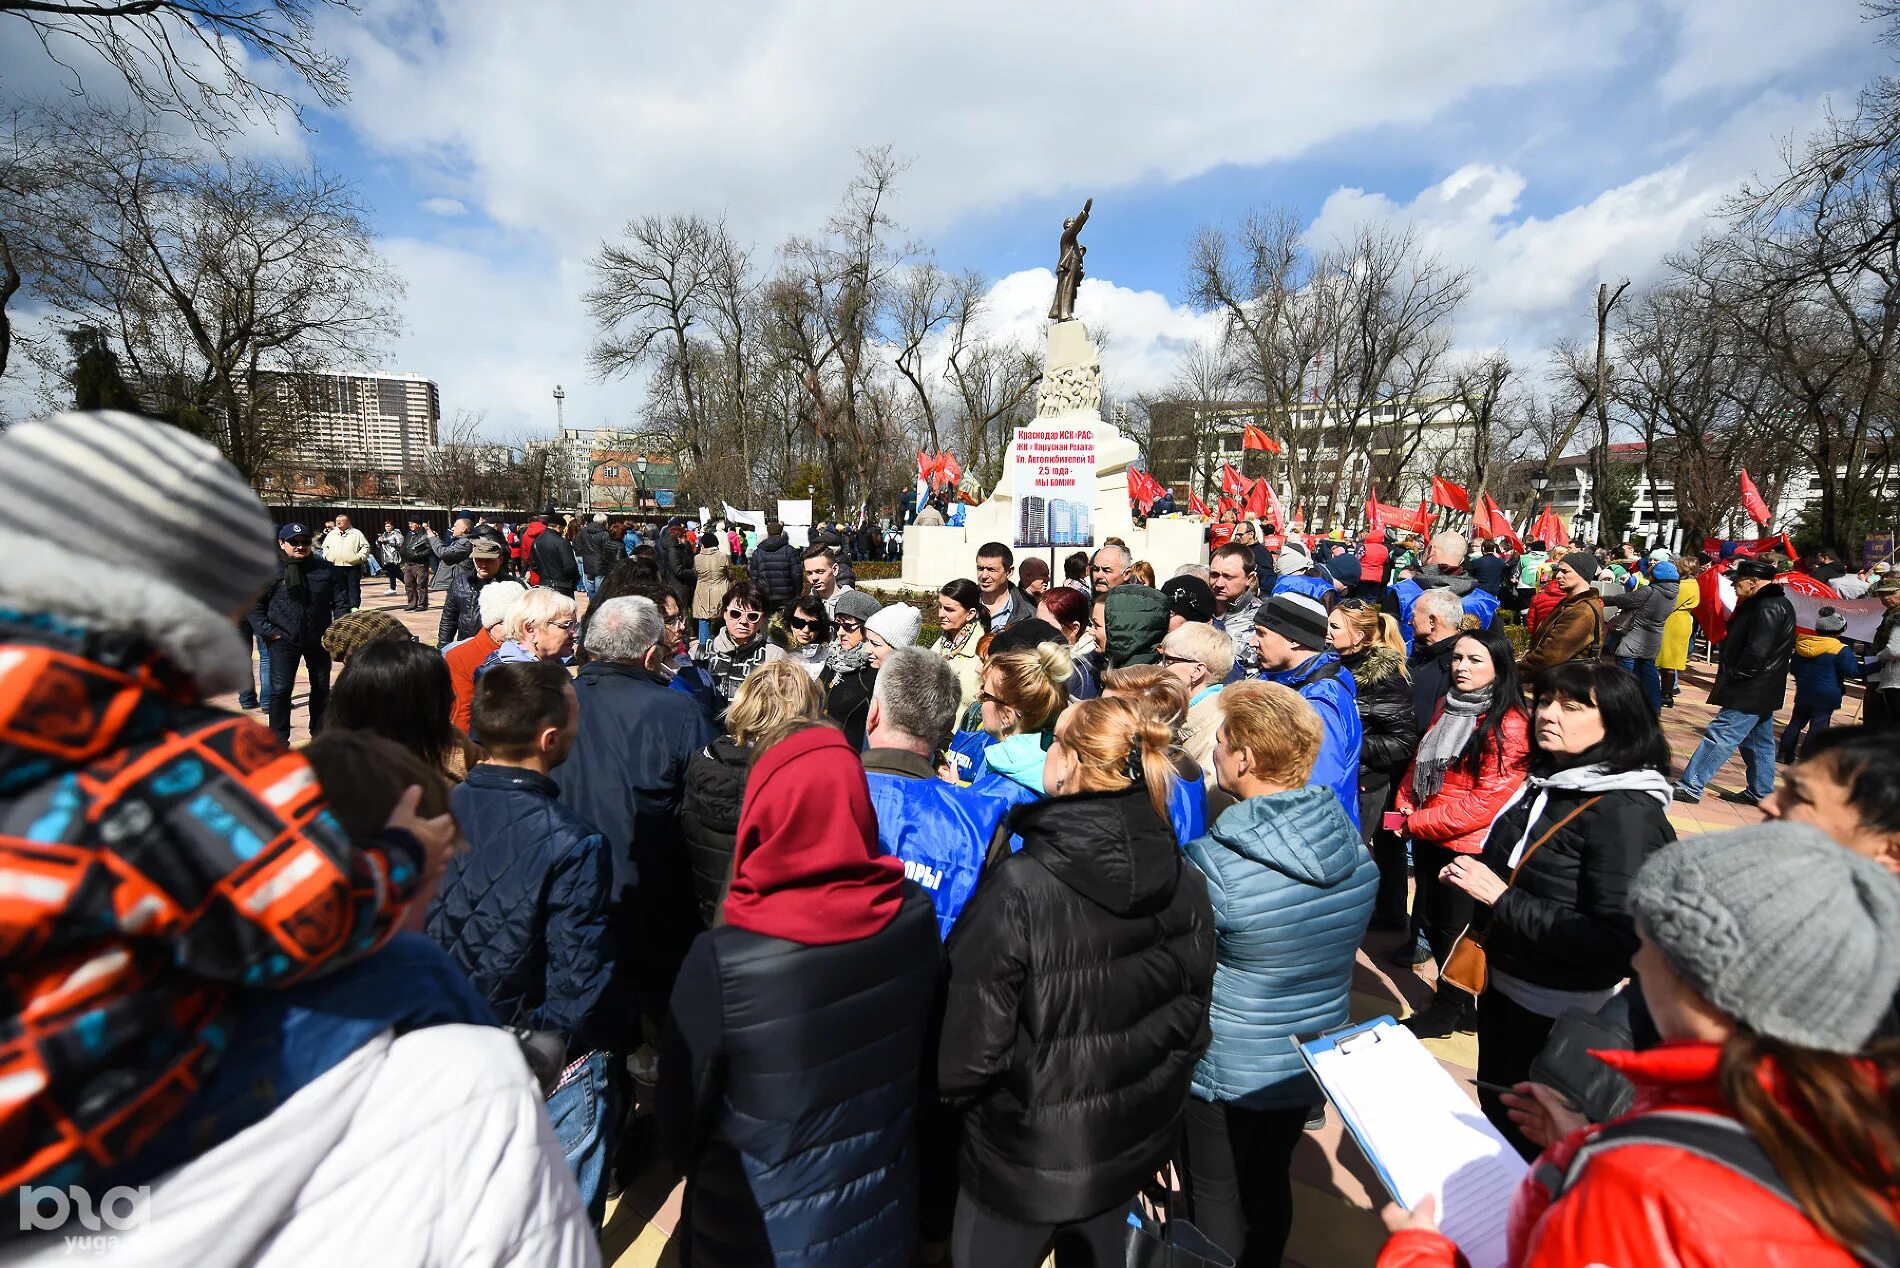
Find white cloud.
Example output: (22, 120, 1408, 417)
(1656, 0, 1869, 102)
(419, 196, 467, 216)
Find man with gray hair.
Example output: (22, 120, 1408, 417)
(555, 595, 716, 1021)
(1388, 528, 1499, 652)
(1091, 542, 1132, 595)
(861, 646, 1009, 940)
(1407, 586, 1467, 725)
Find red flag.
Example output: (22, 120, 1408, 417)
(1429, 475, 1470, 513)
(917, 449, 933, 483)
(1189, 492, 1210, 518)
(1483, 494, 1523, 552)
(1220, 464, 1246, 496)
(1263, 482, 1288, 529)
(1416, 499, 1436, 534)
(1703, 532, 1794, 559)
(1241, 424, 1279, 453)
(938, 450, 963, 489)
(1530, 505, 1567, 546)
(1291, 503, 1307, 531)
(1126, 467, 1159, 513)
(1243, 476, 1270, 519)
(1739, 469, 1771, 526)
(1217, 495, 1237, 516)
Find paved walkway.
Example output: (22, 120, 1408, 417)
(222, 593, 1844, 1266)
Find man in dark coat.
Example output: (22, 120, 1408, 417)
(249, 522, 344, 741)
(1675, 557, 1798, 805)
(437, 538, 506, 647)
(554, 595, 716, 1018)
(529, 516, 581, 597)
(577, 514, 615, 592)
(1405, 586, 1465, 727)
(749, 520, 800, 605)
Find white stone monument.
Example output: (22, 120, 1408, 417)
(894, 318, 1206, 593)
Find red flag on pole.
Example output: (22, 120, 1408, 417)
(1241, 425, 1279, 453)
(917, 450, 933, 483)
(1243, 477, 1271, 520)
(1483, 493, 1523, 552)
(938, 451, 963, 489)
(1429, 476, 1471, 513)
(1221, 464, 1247, 496)
(1530, 505, 1567, 546)
(1739, 469, 1771, 526)
(1189, 492, 1210, 518)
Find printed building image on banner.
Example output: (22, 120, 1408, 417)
(1012, 426, 1096, 550)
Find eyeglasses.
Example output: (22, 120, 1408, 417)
(663, 613, 687, 627)
(1159, 652, 1201, 667)
(834, 619, 863, 633)
(544, 619, 577, 631)
(286, 538, 311, 547)
(726, 608, 763, 622)
(787, 617, 821, 631)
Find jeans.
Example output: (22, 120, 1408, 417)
(1179, 1095, 1308, 1268)
(1677, 708, 1777, 800)
(1777, 699, 1836, 763)
(546, 1050, 614, 1228)
(236, 624, 272, 709)
(950, 1189, 1128, 1268)
(698, 618, 712, 645)
(383, 556, 400, 591)
(265, 640, 331, 741)
(335, 563, 362, 612)
(1616, 655, 1661, 713)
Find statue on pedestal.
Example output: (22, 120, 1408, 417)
(1047, 197, 1092, 321)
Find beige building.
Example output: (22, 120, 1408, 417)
(258, 369, 441, 473)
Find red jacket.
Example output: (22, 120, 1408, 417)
(1393, 706, 1529, 854)
(1525, 576, 1565, 633)
(1378, 1043, 1889, 1268)
(518, 521, 547, 585)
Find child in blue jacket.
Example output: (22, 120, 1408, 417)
(1779, 606, 1861, 762)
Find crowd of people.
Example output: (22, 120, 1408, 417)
(2, 409, 1896, 1268)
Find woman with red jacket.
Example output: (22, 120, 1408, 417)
(1379, 821, 1900, 1268)
(1392, 626, 1530, 1038)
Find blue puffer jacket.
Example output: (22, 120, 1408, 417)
(970, 733, 1046, 852)
(1259, 652, 1364, 829)
(1392, 571, 1501, 652)
(1167, 769, 1207, 849)
(864, 750, 1008, 940)
(1790, 637, 1859, 710)
(658, 886, 940, 1268)
(1271, 570, 1338, 606)
(1185, 785, 1376, 1109)
(425, 765, 619, 1051)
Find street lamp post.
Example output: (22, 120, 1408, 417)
(636, 455, 650, 514)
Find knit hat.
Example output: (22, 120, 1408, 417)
(864, 601, 921, 648)
(1814, 605, 1848, 635)
(1731, 557, 1777, 582)
(1648, 547, 1672, 563)
(320, 610, 413, 662)
(1161, 575, 1214, 623)
(1650, 560, 1680, 581)
(0, 411, 275, 617)
(1561, 551, 1600, 583)
(1629, 823, 1900, 1053)
(1276, 540, 1312, 576)
(831, 589, 882, 624)
(1255, 592, 1329, 651)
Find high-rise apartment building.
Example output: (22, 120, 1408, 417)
(257, 370, 441, 473)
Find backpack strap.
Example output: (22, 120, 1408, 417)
(1540, 1110, 1898, 1268)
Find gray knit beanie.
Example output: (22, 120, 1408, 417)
(1629, 822, 1900, 1053)
(0, 411, 276, 615)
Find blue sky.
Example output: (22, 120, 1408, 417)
(4, 0, 1889, 435)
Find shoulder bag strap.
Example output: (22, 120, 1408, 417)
(1506, 795, 1603, 884)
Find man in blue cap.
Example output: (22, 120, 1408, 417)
(249, 522, 344, 740)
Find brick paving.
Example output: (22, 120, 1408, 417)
(220, 588, 1842, 1267)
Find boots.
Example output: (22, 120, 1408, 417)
(1400, 991, 1478, 1039)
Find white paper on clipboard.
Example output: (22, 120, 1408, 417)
(1303, 1019, 1528, 1268)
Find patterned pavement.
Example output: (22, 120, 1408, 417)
(217, 590, 1841, 1266)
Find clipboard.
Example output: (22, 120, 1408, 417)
(1294, 1016, 1527, 1268)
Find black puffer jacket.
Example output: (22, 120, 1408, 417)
(577, 521, 615, 578)
(529, 529, 580, 595)
(249, 555, 341, 650)
(1341, 646, 1418, 797)
(821, 661, 877, 752)
(1475, 783, 1675, 992)
(681, 738, 748, 928)
(1407, 633, 1458, 729)
(436, 567, 495, 647)
(658, 886, 940, 1268)
(750, 533, 801, 603)
(939, 787, 1215, 1223)
(1709, 582, 1796, 715)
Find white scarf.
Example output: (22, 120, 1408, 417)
(1495, 763, 1675, 866)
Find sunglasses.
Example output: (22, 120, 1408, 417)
(726, 608, 763, 622)
(1159, 652, 1201, 667)
(1337, 598, 1374, 611)
(787, 617, 821, 631)
(285, 537, 311, 547)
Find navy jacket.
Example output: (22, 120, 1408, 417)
(749, 534, 801, 604)
(1790, 639, 1859, 711)
(555, 660, 718, 907)
(425, 765, 618, 1051)
(1185, 786, 1376, 1110)
(249, 554, 342, 650)
(658, 886, 941, 1268)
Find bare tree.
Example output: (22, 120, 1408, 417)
(1, 0, 356, 136)
(586, 213, 718, 464)
(23, 108, 400, 475)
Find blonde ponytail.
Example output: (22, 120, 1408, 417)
(1055, 696, 1178, 825)
(985, 644, 1073, 735)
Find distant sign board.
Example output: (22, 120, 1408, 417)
(1866, 533, 1895, 569)
(1011, 425, 1095, 551)
(655, 490, 675, 508)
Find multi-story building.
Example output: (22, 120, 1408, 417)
(257, 369, 441, 473)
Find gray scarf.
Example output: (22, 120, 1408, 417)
(1412, 685, 1494, 803)
(825, 640, 871, 674)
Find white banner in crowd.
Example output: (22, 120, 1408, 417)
(777, 498, 813, 527)
(1009, 425, 1096, 551)
(722, 503, 765, 529)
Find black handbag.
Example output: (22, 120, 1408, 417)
(1123, 1208, 1235, 1268)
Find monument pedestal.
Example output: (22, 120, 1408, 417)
(896, 320, 1206, 592)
